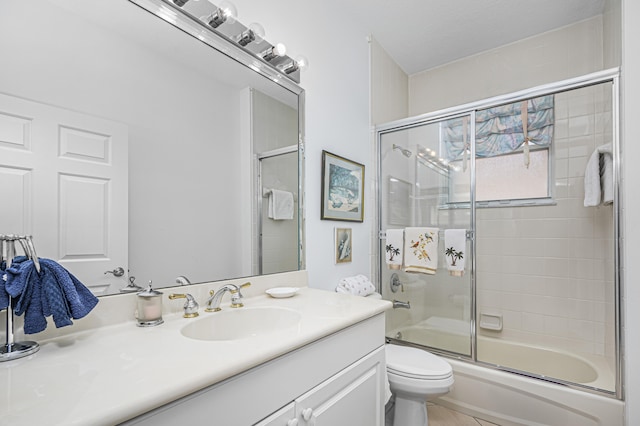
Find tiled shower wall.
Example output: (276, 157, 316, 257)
(476, 83, 615, 364)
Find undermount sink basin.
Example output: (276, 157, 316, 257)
(180, 307, 302, 341)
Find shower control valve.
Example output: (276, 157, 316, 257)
(390, 273, 404, 293)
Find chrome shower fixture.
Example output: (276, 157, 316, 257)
(393, 144, 412, 158)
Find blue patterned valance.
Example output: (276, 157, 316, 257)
(442, 95, 554, 163)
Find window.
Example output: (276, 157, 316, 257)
(440, 95, 554, 206)
(448, 148, 551, 204)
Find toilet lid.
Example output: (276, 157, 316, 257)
(386, 344, 453, 380)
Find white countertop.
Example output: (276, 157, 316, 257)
(0, 284, 390, 425)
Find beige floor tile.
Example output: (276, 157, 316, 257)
(427, 405, 483, 426)
(476, 419, 501, 426)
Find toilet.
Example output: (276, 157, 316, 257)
(385, 343, 454, 426)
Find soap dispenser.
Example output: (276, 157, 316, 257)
(136, 281, 164, 327)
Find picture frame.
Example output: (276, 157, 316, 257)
(335, 227, 352, 263)
(321, 150, 365, 222)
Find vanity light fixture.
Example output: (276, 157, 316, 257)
(260, 43, 287, 62)
(204, 0, 237, 28)
(237, 22, 265, 46)
(162, 0, 307, 83)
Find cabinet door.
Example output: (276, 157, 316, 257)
(295, 347, 385, 426)
(254, 402, 296, 426)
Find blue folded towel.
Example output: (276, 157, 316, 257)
(39, 259, 98, 321)
(40, 265, 73, 329)
(1, 260, 8, 311)
(1, 257, 31, 311)
(11, 262, 48, 334)
(2, 257, 99, 334)
(5, 257, 33, 298)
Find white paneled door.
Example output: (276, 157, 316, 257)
(0, 92, 128, 295)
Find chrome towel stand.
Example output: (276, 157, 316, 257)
(1, 234, 41, 362)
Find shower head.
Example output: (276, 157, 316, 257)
(392, 144, 412, 158)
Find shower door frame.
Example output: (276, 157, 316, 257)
(375, 68, 622, 399)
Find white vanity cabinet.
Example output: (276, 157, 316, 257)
(254, 403, 296, 426)
(257, 346, 385, 426)
(123, 313, 387, 426)
(290, 347, 384, 426)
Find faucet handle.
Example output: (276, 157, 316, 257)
(169, 293, 199, 318)
(230, 281, 251, 294)
(230, 282, 251, 308)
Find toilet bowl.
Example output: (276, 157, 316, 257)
(385, 344, 454, 426)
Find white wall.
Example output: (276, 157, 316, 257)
(409, 17, 605, 115)
(232, 0, 373, 291)
(370, 38, 409, 125)
(621, 0, 639, 423)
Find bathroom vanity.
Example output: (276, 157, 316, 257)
(126, 311, 386, 425)
(0, 271, 391, 425)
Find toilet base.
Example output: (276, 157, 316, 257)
(393, 395, 429, 426)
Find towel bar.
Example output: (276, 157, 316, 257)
(379, 229, 474, 240)
(262, 187, 298, 202)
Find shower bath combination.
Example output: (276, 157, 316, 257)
(376, 70, 622, 424)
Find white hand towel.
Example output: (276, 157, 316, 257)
(268, 189, 294, 220)
(584, 143, 613, 207)
(444, 229, 466, 277)
(385, 229, 404, 270)
(403, 227, 438, 274)
(336, 275, 376, 296)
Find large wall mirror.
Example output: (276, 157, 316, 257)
(0, 0, 305, 296)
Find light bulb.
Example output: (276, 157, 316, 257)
(248, 23, 265, 42)
(294, 55, 309, 72)
(273, 43, 286, 57)
(261, 43, 286, 62)
(219, 1, 237, 24)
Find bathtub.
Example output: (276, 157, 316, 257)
(392, 322, 624, 425)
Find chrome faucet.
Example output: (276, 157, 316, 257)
(392, 299, 411, 309)
(205, 282, 251, 312)
(175, 275, 191, 285)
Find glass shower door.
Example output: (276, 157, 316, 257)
(258, 149, 299, 275)
(473, 83, 618, 393)
(379, 115, 473, 357)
